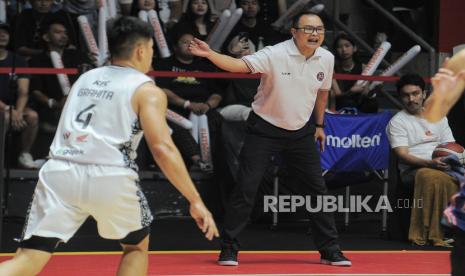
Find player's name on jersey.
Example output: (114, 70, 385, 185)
(77, 88, 114, 101)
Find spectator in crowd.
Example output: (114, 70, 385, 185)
(57, 0, 104, 57)
(172, 0, 214, 41)
(29, 19, 88, 132)
(224, 0, 279, 51)
(158, 0, 183, 28)
(219, 33, 257, 122)
(331, 33, 377, 113)
(129, 0, 172, 59)
(13, 0, 56, 58)
(130, 0, 157, 15)
(119, 0, 134, 15)
(155, 31, 223, 170)
(208, 0, 234, 16)
(218, 35, 258, 183)
(123, 0, 182, 28)
(386, 73, 459, 247)
(0, 22, 39, 169)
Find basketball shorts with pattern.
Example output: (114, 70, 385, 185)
(20, 159, 153, 243)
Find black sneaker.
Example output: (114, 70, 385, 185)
(320, 251, 352, 266)
(218, 243, 239, 266)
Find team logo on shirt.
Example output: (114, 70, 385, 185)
(317, 72, 324, 81)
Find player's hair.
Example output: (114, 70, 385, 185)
(291, 11, 323, 29)
(396, 73, 426, 94)
(107, 16, 153, 59)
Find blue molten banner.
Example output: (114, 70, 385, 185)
(320, 111, 393, 172)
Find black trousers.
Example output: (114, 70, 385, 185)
(222, 112, 340, 253)
(451, 227, 465, 276)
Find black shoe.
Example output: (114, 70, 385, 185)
(218, 243, 239, 266)
(320, 251, 352, 266)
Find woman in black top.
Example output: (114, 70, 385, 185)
(331, 33, 377, 113)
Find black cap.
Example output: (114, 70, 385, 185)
(0, 22, 10, 32)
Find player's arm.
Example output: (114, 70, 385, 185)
(424, 49, 465, 122)
(132, 82, 219, 240)
(188, 38, 251, 73)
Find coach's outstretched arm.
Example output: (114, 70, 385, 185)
(132, 82, 219, 240)
(189, 38, 251, 73)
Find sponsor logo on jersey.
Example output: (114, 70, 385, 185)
(55, 148, 84, 156)
(76, 134, 89, 143)
(92, 80, 110, 87)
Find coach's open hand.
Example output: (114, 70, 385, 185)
(190, 200, 219, 240)
(188, 38, 212, 58)
(315, 128, 325, 152)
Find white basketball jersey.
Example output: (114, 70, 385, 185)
(50, 65, 154, 170)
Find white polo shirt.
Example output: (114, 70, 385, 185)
(386, 109, 455, 173)
(242, 38, 334, 130)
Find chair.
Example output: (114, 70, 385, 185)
(321, 110, 392, 232)
(271, 111, 393, 232)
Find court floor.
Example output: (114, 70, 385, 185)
(0, 250, 449, 275)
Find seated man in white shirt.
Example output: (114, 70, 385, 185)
(386, 73, 459, 247)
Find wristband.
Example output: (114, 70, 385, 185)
(315, 123, 325, 128)
(205, 102, 212, 109)
(183, 100, 191, 109)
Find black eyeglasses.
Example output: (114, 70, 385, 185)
(294, 26, 325, 34)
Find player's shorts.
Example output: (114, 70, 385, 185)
(20, 159, 153, 243)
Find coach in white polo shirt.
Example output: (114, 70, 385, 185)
(189, 11, 351, 267)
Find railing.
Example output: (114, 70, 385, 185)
(331, 0, 391, 68)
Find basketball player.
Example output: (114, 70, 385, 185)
(424, 49, 465, 122)
(0, 16, 218, 276)
(424, 50, 465, 276)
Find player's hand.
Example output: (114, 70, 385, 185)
(431, 67, 465, 102)
(188, 38, 212, 58)
(314, 127, 325, 152)
(430, 157, 450, 171)
(189, 200, 219, 240)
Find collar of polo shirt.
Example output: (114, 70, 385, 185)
(288, 39, 323, 59)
